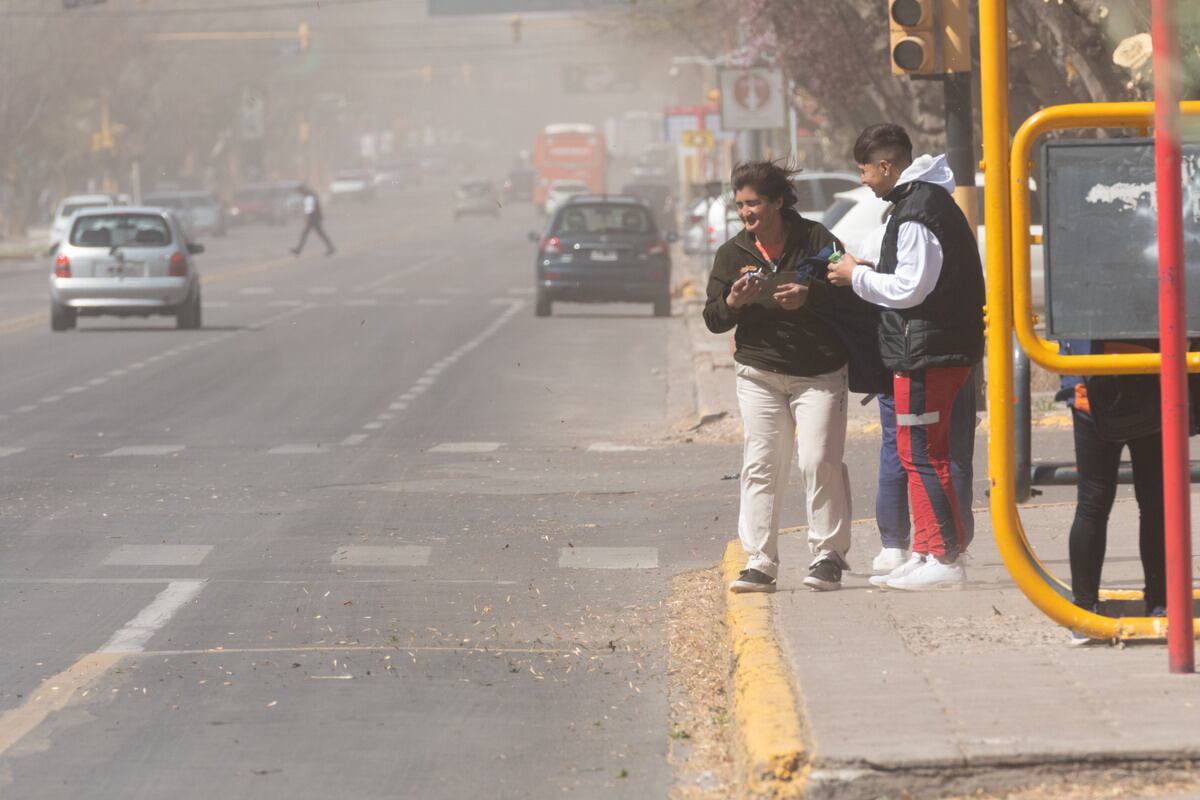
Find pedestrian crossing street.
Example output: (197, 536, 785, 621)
(74, 543, 661, 570)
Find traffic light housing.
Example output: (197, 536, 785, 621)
(888, 0, 938, 75)
(888, 0, 972, 76)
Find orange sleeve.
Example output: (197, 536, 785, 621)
(1074, 382, 1090, 415)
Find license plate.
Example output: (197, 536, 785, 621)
(590, 250, 618, 262)
(105, 261, 143, 276)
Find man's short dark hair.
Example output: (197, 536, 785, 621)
(853, 124, 914, 166)
(730, 160, 799, 208)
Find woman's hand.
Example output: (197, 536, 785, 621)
(827, 251, 865, 287)
(726, 273, 763, 309)
(773, 282, 809, 310)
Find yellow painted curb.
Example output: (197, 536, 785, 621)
(722, 540, 807, 798)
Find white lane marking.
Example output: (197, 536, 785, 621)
(346, 299, 378, 307)
(332, 546, 431, 567)
(129, 363, 146, 370)
(341, 434, 369, 446)
(269, 300, 304, 307)
(375, 287, 407, 295)
(0, 448, 26, 458)
(415, 376, 436, 386)
(428, 442, 503, 453)
(416, 298, 450, 306)
(99, 580, 207, 653)
(239, 287, 274, 295)
(102, 545, 213, 567)
(398, 393, 416, 402)
(409, 385, 428, 396)
(389, 402, 408, 411)
(507, 287, 535, 295)
(65, 386, 87, 394)
(101, 445, 185, 457)
(14, 405, 36, 413)
(377, 413, 394, 420)
(40, 395, 62, 404)
(439, 287, 468, 295)
(87, 377, 108, 385)
(587, 443, 652, 453)
(363, 422, 384, 430)
(268, 444, 330, 455)
(108, 369, 127, 376)
(307, 287, 337, 295)
(558, 547, 659, 570)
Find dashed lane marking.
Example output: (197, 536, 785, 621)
(341, 434, 369, 446)
(416, 298, 450, 306)
(238, 287, 274, 295)
(102, 545, 213, 566)
(346, 299, 378, 307)
(428, 442, 504, 453)
(558, 547, 659, 569)
(100, 445, 185, 457)
(362, 422, 384, 430)
(332, 546, 431, 567)
(0, 447, 26, 458)
(14, 405, 35, 413)
(267, 444, 330, 455)
(587, 443, 651, 452)
(306, 287, 337, 295)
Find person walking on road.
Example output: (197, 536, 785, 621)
(828, 124, 985, 591)
(704, 160, 855, 594)
(291, 185, 335, 257)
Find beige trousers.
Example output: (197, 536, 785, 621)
(734, 363, 852, 578)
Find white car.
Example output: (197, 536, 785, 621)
(825, 178, 1045, 306)
(48, 193, 129, 250)
(682, 195, 741, 256)
(789, 172, 860, 223)
(543, 180, 591, 217)
(328, 169, 376, 204)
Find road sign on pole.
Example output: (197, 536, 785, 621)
(718, 67, 786, 131)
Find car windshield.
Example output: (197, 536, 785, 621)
(821, 197, 856, 230)
(70, 214, 172, 248)
(554, 204, 654, 235)
(61, 202, 107, 217)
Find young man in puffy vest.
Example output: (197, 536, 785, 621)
(828, 124, 985, 590)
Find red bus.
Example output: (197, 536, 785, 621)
(532, 123, 606, 208)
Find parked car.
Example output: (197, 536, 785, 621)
(329, 169, 377, 204)
(230, 183, 286, 226)
(454, 178, 500, 218)
(374, 161, 419, 192)
(143, 190, 227, 238)
(682, 194, 740, 256)
(48, 207, 203, 331)
(789, 172, 860, 223)
(825, 175, 1045, 304)
(530, 195, 672, 317)
(543, 179, 591, 217)
(48, 193, 129, 250)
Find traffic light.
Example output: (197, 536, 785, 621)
(888, 0, 938, 75)
(297, 22, 310, 52)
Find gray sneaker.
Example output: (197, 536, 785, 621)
(729, 568, 776, 593)
(803, 559, 842, 592)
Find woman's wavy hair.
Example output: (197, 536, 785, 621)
(730, 160, 800, 207)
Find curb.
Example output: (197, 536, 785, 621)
(721, 540, 807, 799)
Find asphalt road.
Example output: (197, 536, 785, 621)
(0, 190, 758, 799)
(0, 189, 1083, 798)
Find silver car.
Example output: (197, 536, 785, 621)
(453, 178, 500, 218)
(48, 207, 203, 331)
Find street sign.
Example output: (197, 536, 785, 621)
(429, 0, 626, 13)
(718, 67, 787, 131)
(681, 130, 714, 148)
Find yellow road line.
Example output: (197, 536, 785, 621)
(722, 540, 807, 798)
(0, 652, 122, 756)
(0, 312, 44, 334)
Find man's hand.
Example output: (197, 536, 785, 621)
(773, 282, 809, 310)
(827, 251, 865, 287)
(726, 273, 763, 309)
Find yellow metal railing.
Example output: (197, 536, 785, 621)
(981, 0, 1200, 640)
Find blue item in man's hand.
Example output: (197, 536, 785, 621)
(795, 244, 841, 285)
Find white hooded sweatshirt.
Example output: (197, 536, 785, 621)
(851, 153, 957, 309)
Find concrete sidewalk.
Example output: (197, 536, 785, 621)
(774, 501, 1200, 799)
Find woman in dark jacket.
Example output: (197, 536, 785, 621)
(705, 161, 854, 593)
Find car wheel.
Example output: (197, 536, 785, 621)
(535, 290, 552, 317)
(176, 289, 202, 330)
(50, 300, 76, 332)
(652, 295, 671, 318)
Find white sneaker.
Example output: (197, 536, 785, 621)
(868, 552, 925, 588)
(871, 547, 909, 573)
(886, 557, 966, 591)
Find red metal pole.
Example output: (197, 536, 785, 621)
(1152, 0, 1194, 674)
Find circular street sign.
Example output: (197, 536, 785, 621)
(733, 73, 771, 111)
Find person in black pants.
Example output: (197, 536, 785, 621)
(1059, 340, 1166, 638)
(291, 185, 335, 257)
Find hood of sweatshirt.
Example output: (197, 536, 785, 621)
(895, 153, 956, 194)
